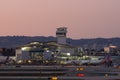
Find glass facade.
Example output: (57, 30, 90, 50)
(30, 50, 44, 60)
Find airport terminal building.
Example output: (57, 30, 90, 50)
(15, 27, 80, 64)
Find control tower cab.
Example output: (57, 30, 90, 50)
(56, 27, 67, 45)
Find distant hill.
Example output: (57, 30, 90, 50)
(0, 36, 120, 49)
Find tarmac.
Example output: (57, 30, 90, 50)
(0, 65, 119, 80)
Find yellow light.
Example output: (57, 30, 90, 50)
(76, 68, 79, 70)
(45, 60, 48, 63)
(67, 53, 70, 56)
(28, 60, 32, 63)
(51, 77, 57, 80)
(77, 67, 84, 70)
(105, 74, 108, 77)
(21, 47, 31, 51)
(79, 67, 84, 70)
(18, 60, 22, 64)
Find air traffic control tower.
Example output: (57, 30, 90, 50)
(56, 27, 67, 45)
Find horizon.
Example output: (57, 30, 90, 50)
(0, 35, 119, 40)
(0, 0, 120, 39)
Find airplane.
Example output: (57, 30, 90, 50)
(63, 60, 80, 66)
(64, 57, 104, 66)
(88, 57, 104, 66)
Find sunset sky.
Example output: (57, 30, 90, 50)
(0, 0, 120, 39)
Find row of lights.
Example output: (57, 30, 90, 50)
(17, 60, 32, 64)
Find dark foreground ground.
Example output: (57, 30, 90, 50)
(0, 65, 120, 80)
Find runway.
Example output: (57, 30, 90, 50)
(0, 65, 119, 80)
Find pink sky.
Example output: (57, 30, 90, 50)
(0, 0, 120, 39)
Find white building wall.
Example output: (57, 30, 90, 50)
(16, 49, 22, 61)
